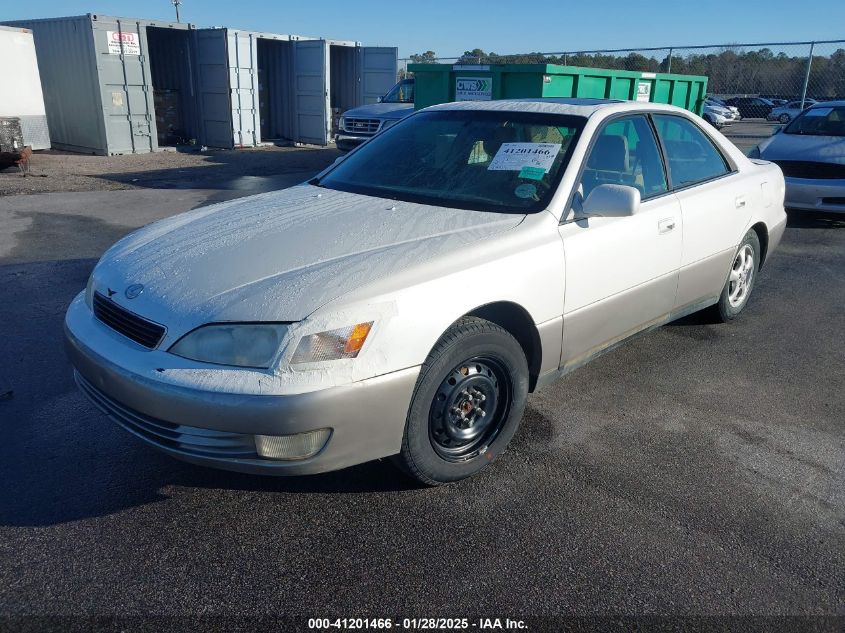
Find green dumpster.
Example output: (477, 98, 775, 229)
(409, 63, 708, 115)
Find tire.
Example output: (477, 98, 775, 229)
(779, 113, 791, 124)
(393, 316, 529, 485)
(711, 230, 761, 322)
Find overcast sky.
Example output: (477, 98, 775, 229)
(3, 0, 844, 58)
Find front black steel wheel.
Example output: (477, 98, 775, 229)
(428, 356, 512, 462)
(394, 317, 529, 485)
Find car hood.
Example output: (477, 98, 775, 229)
(759, 132, 845, 164)
(92, 185, 523, 335)
(343, 102, 414, 120)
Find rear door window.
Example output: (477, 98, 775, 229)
(653, 115, 731, 189)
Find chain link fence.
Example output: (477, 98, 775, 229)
(400, 40, 845, 150)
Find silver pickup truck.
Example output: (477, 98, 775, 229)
(335, 78, 414, 151)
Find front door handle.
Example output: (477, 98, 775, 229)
(658, 217, 676, 234)
(735, 195, 747, 208)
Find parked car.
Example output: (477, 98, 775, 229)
(725, 97, 776, 119)
(706, 97, 741, 120)
(335, 78, 414, 152)
(766, 99, 817, 123)
(752, 101, 845, 213)
(65, 99, 786, 484)
(702, 101, 734, 128)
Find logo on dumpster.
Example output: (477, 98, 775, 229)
(456, 77, 492, 101)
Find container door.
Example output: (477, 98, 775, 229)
(227, 31, 259, 147)
(195, 29, 233, 148)
(293, 40, 329, 145)
(357, 47, 398, 105)
(94, 18, 156, 153)
(195, 29, 258, 148)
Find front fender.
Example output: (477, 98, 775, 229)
(307, 211, 566, 382)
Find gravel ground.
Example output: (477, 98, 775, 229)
(0, 146, 340, 196)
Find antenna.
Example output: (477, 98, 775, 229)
(172, 0, 182, 23)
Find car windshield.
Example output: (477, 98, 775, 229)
(316, 110, 585, 213)
(784, 106, 845, 136)
(383, 80, 414, 103)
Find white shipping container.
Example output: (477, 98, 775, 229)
(0, 25, 50, 149)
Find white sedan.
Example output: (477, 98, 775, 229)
(65, 99, 786, 485)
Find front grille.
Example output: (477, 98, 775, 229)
(75, 372, 258, 459)
(93, 292, 166, 349)
(343, 118, 380, 134)
(773, 160, 845, 180)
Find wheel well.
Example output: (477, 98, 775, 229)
(466, 302, 543, 392)
(751, 222, 769, 268)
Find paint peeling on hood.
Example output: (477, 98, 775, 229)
(91, 184, 524, 341)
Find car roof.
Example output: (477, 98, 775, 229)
(423, 98, 688, 118)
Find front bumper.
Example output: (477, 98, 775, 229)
(335, 133, 372, 152)
(65, 295, 419, 475)
(784, 177, 845, 214)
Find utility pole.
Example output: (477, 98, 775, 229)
(172, 0, 182, 23)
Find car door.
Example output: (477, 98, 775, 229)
(558, 114, 682, 370)
(651, 114, 752, 312)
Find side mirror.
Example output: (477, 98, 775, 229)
(581, 184, 641, 218)
(377, 96, 384, 103)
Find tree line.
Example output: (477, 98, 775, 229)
(408, 47, 845, 99)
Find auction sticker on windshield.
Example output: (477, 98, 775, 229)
(487, 143, 561, 172)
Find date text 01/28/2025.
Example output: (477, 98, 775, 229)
(307, 617, 528, 630)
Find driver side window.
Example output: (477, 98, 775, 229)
(580, 115, 668, 201)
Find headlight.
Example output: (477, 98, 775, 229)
(747, 145, 761, 159)
(338, 116, 345, 132)
(380, 119, 398, 132)
(290, 322, 372, 365)
(170, 323, 288, 368)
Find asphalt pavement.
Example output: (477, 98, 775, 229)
(0, 159, 843, 629)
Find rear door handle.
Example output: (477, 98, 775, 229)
(735, 195, 747, 208)
(658, 217, 676, 234)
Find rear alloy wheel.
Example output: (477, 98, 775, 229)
(712, 230, 760, 322)
(779, 113, 791, 124)
(394, 317, 528, 485)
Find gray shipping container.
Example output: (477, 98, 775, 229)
(4, 14, 198, 154)
(195, 28, 398, 147)
(3, 14, 398, 154)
